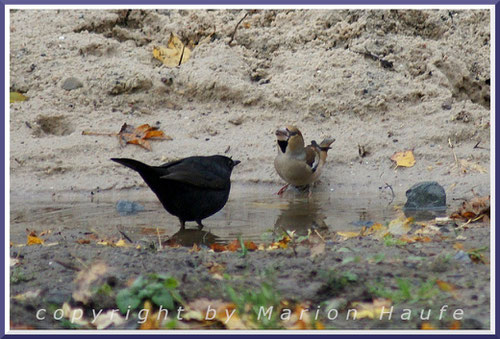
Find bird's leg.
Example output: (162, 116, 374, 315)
(179, 219, 186, 230)
(196, 220, 204, 230)
(276, 184, 289, 196)
(307, 185, 313, 199)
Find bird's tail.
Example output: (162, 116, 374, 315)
(312, 138, 335, 162)
(111, 158, 152, 174)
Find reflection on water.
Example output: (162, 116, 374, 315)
(164, 229, 220, 247)
(10, 186, 406, 246)
(274, 197, 328, 236)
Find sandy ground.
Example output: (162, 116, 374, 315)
(9, 8, 492, 331)
(9, 9, 490, 198)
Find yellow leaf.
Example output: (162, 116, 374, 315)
(27, 234, 44, 245)
(153, 33, 191, 67)
(10, 92, 27, 103)
(421, 322, 436, 330)
(436, 279, 455, 292)
(336, 231, 360, 239)
(387, 216, 413, 236)
(364, 223, 388, 238)
(139, 300, 161, 330)
(351, 298, 392, 319)
(115, 239, 127, 247)
(391, 150, 416, 168)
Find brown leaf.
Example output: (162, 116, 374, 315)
(72, 262, 110, 304)
(189, 243, 201, 253)
(118, 123, 172, 151)
(210, 243, 227, 252)
(452, 195, 490, 221)
(310, 241, 325, 258)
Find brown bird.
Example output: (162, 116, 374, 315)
(274, 126, 335, 195)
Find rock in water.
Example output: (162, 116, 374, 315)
(403, 181, 446, 220)
(116, 200, 144, 216)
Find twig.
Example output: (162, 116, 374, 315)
(448, 138, 459, 166)
(82, 131, 118, 136)
(228, 12, 248, 45)
(314, 229, 325, 242)
(54, 260, 80, 271)
(178, 44, 186, 67)
(473, 141, 489, 150)
(117, 227, 133, 243)
(156, 227, 162, 251)
(384, 182, 395, 206)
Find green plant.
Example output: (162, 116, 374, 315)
(116, 273, 183, 314)
(10, 267, 32, 284)
(383, 234, 407, 247)
(227, 282, 282, 329)
(317, 270, 358, 297)
(368, 277, 439, 304)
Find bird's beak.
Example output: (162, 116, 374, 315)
(233, 160, 241, 166)
(275, 127, 289, 141)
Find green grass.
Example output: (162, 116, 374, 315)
(368, 277, 440, 304)
(227, 282, 282, 329)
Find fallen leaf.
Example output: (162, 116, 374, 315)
(10, 257, 21, 267)
(336, 231, 360, 240)
(310, 241, 325, 258)
(204, 262, 225, 275)
(115, 239, 128, 247)
(76, 239, 91, 244)
(72, 262, 110, 305)
(435, 279, 456, 292)
(26, 230, 44, 245)
(139, 300, 161, 330)
(364, 223, 388, 238)
(12, 289, 42, 301)
(118, 123, 172, 151)
(391, 150, 416, 168)
(210, 243, 227, 252)
(269, 235, 290, 249)
(93, 309, 127, 329)
(62, 302, 90, 327)
(387, 216, 413, 236)
(10, 92, 27, 103)
(189, 243, 201, 253)
(451, 195, 490, 221)
(351, 298, 392, 319)
(153, 33, 192, 67)
(421, 322, 436, 330)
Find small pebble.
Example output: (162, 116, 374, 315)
(61, 77, 83, 91)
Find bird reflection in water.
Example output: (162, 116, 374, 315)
(163, 228, 220, 247)
(274, 197, 329, 236)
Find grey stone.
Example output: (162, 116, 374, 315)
(61, 77, 83, 91)
(403, 181, 446, 220)
(116, 200, 144, 216)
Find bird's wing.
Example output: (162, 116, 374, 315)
(158, 160, 227, 190)
(304, 146, 320, 172)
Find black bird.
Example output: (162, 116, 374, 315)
(111, 156, 240, 230)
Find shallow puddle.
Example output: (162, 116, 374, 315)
(10, 185, 407, 246)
